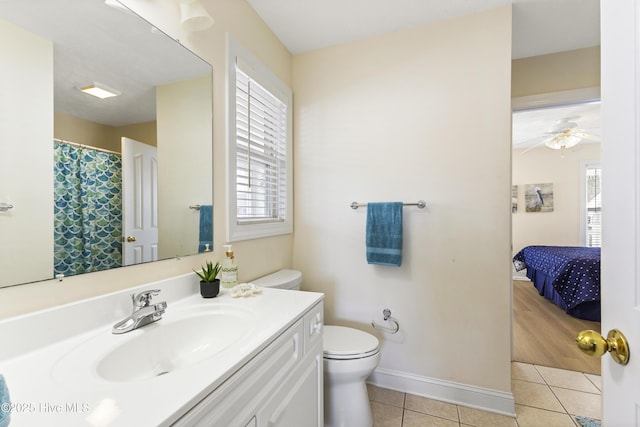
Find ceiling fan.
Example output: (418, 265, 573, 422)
(520, 117, 600, 156)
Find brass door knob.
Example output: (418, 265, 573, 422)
(126, 236, 137, 242)
(576, 329, 630, 365)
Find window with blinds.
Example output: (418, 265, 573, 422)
(235, 68, 287, 224)
(585, 164, 601, 247)
(227, 35, 292, 242)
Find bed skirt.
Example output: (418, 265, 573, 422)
(526, 268, 600, 322)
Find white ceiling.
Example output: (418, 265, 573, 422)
(0, 0, 211, 127)
(512, 102, 601, 149)
(1, 0, 601, 143)
(246, 0, 601, 149)
(246, 0, 600, 58)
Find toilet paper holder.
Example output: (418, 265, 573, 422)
(372, 308, 399, 334)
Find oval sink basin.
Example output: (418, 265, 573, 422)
(98, 310, 253, 382)
(52, 304, 255, 384)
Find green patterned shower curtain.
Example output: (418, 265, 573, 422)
(53, 141, 123, 277)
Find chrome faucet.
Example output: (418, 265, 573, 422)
(112, 289, 167, 334)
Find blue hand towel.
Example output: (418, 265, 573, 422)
(198, 205, 213, 253)
(0, 374, 11, 427)
(366, 202, 403, 267)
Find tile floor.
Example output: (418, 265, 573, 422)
(368, 362, 601, 426)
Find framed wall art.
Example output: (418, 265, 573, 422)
(525, 183, 554, 212)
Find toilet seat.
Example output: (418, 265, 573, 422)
(323, 325, 380, 360)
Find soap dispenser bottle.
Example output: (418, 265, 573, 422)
(221, 244, 238, 288)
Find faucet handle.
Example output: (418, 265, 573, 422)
(131, 289, 161, 308)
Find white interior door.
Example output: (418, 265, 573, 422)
(600, 1, 639, 424)
(122, 137, 158, 266)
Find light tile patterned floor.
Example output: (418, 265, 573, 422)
(368, 362, 601, 426)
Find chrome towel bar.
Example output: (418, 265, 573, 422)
(350, 200, 426, 210)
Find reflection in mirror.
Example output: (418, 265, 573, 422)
(0, 0, 213, 288)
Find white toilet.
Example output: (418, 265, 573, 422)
(252, 270, 381, 427)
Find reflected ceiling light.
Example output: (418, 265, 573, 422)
(77, 82, 121, 99)
(179, 0, 214, 32)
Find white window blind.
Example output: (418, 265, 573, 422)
(226, 35, 292, 242)
(585, 165, 601, 247)
(235, 68, 288, 224)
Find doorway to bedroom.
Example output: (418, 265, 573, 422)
(511, 96, 602, 375)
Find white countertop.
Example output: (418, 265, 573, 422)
(0, 274, 323, 426)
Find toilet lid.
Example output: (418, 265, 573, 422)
(323, 326, 379, 359)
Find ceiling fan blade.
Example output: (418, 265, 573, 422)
(573, 131, 600, 141)
(518, 136, 555, 155)
(514, 135, 545, 146)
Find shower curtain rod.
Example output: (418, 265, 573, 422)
(54, 138, 121, 156)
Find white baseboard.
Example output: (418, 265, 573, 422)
(512, 268, 528, 281)
(369, 367, 516, 417)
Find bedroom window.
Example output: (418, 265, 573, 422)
(582, 162, 601, 247)
(227, 35, 293, 242)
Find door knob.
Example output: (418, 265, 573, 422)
(126, 236, 137, 242)
(576, 329, 630, 365)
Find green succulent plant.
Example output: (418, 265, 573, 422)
(194, 261, 221, 282)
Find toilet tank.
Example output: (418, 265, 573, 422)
(251, 269, 302, 290)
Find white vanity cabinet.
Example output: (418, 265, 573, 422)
(0, 275, 324, 426)
(175, 300, 324, 427)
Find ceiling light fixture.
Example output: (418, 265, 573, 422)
(78, 82, 121, 99)
(178, 0, 214, 32)
(545, 132, 582, 150)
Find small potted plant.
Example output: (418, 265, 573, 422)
(194, 261, 221, 298)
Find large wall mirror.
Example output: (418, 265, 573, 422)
(0, 0, 213, 288)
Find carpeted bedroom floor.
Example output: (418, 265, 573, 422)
(513, 278, 601, 375)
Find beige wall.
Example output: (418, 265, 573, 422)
(55, 112, 157, 151)
(114, 122, 157, 148)
(0, 19, 54, 286)
(513, 144, 601, 256)
(0, 0, 293, 318)
(157, 75, 212, 259)
(512, 46, 600, 97)
(55, 112, 116, 150)
(292, 5, 513, 400)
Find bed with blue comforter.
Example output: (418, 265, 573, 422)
(513, 245, 601, 321)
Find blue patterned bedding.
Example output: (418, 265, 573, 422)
(513, 246, 601, 321)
